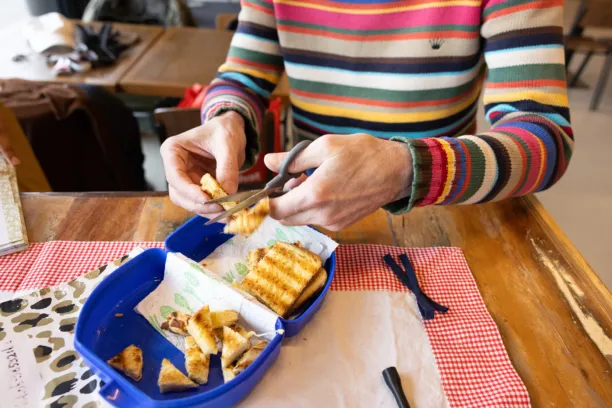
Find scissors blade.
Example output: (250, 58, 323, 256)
(204, 188, 276, 226)
(206, 190, 260, 204)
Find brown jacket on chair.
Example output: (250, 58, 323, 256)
(0, 79, 146, 191)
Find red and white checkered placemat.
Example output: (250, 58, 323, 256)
(335, 245, 530, 407)
(0, 241, 530, 407)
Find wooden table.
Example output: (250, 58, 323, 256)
(0, 21, 163, 92)
(119, 26, 290, 99)
(20, 193, 612, 407)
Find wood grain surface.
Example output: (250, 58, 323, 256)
(0, 21, 163, 92)
(119, 26, 290, 99)
(20, 193, 612, 407)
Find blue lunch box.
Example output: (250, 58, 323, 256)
(74, 216, 337, 407)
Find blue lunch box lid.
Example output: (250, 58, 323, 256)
(164, 216, 337, 337)
(75, 248, 285, 407)
(75, 220, 336, 407)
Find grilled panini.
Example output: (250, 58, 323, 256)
(187, 305, 218, 355)
(221, 326, 250, 368)
(291, 268, 328, 313)
(185, 336, 210, 384)
(233, 340, 268, 375)
(223, 365, 237, 383)
(200, 173, 237, 212)
(229, 324, 255, 340)
(241, 242, 322, 317)
(210, 310, 239, 329)
(158, 358, 198, 393)
(224, 197, 270, 235)
(247, 247, 269, 271)
(160, 311, 191, 336)
(107, 345, 143, 381)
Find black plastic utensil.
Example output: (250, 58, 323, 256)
(383, 367, 411, 408)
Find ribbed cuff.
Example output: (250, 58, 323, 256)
(382, 137, 431, 214)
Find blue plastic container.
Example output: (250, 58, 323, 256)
(75, 218, 336, 407)
(165, 216, 337, 337)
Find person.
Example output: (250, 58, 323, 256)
(161, 0, 573, 231)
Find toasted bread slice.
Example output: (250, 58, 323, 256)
(241, 242, 322, 317)
(200, 173, 237, 212)
(223, 364, 237, 383)
(229, 324, 255, 340)
(247, 247, 269, 272)
(185, 336, 210, 384)
(187, 305, 218, 355)
(158, 358, 198, 393)
(210, 310, 239, 329)
(160, 311, 191, 336)
(224, 197, 270, 235)
(221, 326, 250, 368)
(233, 340, 268, 375)
(291, 268, 328, 313)
(247, 242, 303, 271)
(107, 345, 143, 381)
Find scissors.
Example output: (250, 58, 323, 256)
(204, 140, 314, 225)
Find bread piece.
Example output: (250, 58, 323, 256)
(229, 324, 255, 340)
(247, 242, 303, 271)
(107, 345, 143, 381)
(223, 364, 237, 383)
(224, 197, 270, 236)
(247, 247, 269, 272)
(185, 336, 210, 384)
(241, 242, 322, 317)
(221, 326, 250, 368)
(233, 340, 268, 375)
(200, 173, 237, 212)
(291, 268, 328, 313)
(187, 305, 218, 355)
(160, 311, 191, 336)
(210, 310, 239, 329)
(158, 358, 198, 393)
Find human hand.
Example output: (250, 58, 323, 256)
(0, 120, 20, 166)
(160, 111, 246, 216)
(265, 134, 413, 230)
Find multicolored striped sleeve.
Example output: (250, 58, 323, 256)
(201, 0, 284, 166)
(386, 0, 574, 213)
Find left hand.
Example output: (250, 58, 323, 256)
(264, 134, 413, 231)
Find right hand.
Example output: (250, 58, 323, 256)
(160, 111, 246, 216)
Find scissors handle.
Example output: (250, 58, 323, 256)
(266, 140, 314, 190)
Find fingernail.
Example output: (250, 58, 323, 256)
(10, 157, 20, 166)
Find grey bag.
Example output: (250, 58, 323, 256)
(83, 0, 195, 27)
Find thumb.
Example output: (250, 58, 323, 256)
(213, 147, 241, 194)
(264, 142, 326, 173)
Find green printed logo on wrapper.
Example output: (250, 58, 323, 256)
(174, 293, 193, 313)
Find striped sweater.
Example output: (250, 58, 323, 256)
(202, 0, 574, 212)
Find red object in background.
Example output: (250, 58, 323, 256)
(177, 84, 207, 108)
(178, 85, 283, 186)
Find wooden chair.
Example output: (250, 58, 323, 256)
(565, 0, 612, 110)
(215, 13, 238, 31)
(153, 107, 275, 189)
(153, 107, 201, 139)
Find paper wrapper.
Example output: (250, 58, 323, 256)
(201, 218, 338, 284)
(135, 252, 279, 353)
(135, 219, 338, 353)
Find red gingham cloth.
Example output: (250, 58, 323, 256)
(334, 245, 530, 408)
(0, 241, 164, 292)
(0, 241, 530, 407)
